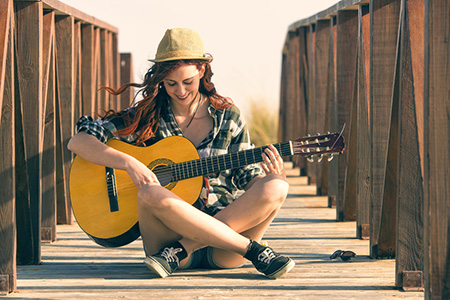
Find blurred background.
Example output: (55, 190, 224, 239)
(61, 0, 339, 144)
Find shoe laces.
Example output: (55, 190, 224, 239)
(258, 248, 276, 264)
(161, 247, 182, 264)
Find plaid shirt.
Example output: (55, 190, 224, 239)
(76, 101, 263, 216)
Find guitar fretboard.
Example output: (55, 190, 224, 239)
(170, 142, 293, 182)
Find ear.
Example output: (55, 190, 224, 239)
(199, 65, 206, 79)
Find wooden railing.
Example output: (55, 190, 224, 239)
(0, 0, 133, 294)
(280, 0, 449, 298)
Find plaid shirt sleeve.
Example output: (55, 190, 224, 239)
(75, 110, 138, 144)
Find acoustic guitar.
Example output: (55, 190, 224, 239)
(69, 132, 345, 247)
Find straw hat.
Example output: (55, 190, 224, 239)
(149, 28, 212, 63)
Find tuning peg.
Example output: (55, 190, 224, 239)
(317, 154, 323, 163)
(307, 155, 314, 163)
(327, 154, 334, 162)
(306, 134, 311, 137)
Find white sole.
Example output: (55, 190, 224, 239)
(267, 259, 296, 279)
(144, 257, 171, 278)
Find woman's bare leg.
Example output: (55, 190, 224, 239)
(138, 174, 289, 268)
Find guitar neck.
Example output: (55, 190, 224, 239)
(171, 141, 293, 182)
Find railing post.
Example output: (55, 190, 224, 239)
(0, 0, 16, 293)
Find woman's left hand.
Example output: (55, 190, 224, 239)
(261, 144, 286, 178)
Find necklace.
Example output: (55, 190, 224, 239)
(173, 93, 202, 130)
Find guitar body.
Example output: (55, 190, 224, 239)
(69, 136, 203, 247)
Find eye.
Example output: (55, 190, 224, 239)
(184, 80, 193, 85)
(166, 82, 176, 87)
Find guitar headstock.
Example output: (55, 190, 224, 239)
(292, 132, 345, 162)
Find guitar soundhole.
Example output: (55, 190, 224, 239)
(148, 159, 176, 190)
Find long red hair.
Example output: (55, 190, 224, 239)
(101, 59, 233, 145)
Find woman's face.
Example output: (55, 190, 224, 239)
(163, 64, 205, 106)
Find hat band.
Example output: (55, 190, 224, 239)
(156, 50, 206, 60)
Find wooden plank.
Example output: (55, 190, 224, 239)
(98, 29, 108, 111)
(81, 24, 94, 116)
(119, 53, 133, 111)
(14, 0, 43, 265)
(376, 2, 402, 259)
(342, 61, 358, 221)
(0, 0, 9, 115)
(335, 9, 358, 221)
(10, 173, 424, 299)
(0, 0, 16, 293)
(394, 0, 424, 289)
(41, 0, 118, 33)
(369, 0, 401, 258)
(93, 27, 100, 114)
(54, 15, 74, 225)
(41, 11, 57, 243)
(296, 27, 308, 176)
(279, 46, 288, 147)
(423, 0, 450, 298)
(327, 18, 338, 208)
(73, 21, 81, 127)
(112, 33, 119, 111)
(306, 25, 316, 184)
(314, 19, 331, 196)
(356, 4, 371, 240)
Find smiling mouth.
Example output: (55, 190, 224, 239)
(176, 94, 189, 100)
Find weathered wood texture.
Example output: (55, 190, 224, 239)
(11, 173, 424, 300)
(424, 0, 450, 298)
(314, 20, 331, 196)
(395, 0, 424, 290)
(14, 0, 43, 266)
(370, 0, 401, 259)
(282, 0, 448, 296)
(0, 0, 15, 294)
(336, 10, 358, 222)
(356, 4, 371, 240)
(0, 0, 122, 294)
(119, 53, 133, 111)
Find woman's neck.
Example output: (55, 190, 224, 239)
(170, 92, 202, 117)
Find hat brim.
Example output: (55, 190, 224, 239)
(148, 56, 213, 63)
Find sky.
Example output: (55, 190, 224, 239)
(61, 0, 339, 113)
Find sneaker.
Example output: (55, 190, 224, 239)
(245, 241, 295, 279)
(144, 243, 186, 278)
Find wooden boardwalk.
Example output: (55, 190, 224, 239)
(7, 168, 424, 300)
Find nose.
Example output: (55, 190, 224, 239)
(176, 84, 186, 96)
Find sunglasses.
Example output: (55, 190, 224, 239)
(330, 250, 356, 261)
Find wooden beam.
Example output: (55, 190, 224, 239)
(14, 0, 43, 265)
(41, 11, 56, 243)
(0, 0, 16, 293)
(369, 0, 401, 258)
(395, 0, 424, 290)
(314, 19, 331, 196)
(54, 15, 74, 225)
(424, 0, 450, 298)
(327, 17, 338, 208)
(306, 25, 316, 184)
(336, 9, 358, 221)
(356, 4, 371, 240)
(119, 53, 133, 111)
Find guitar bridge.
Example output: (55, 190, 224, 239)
(105, 167, 119, 212)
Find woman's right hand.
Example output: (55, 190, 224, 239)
(125, 156, 161, 189)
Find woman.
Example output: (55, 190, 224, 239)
(68, 28, 294, 279)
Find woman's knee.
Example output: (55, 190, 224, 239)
(260, 174, 289, 204)
(137, 184, 173, 210)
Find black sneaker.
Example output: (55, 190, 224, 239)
(244, 241, 295, 279)
(144, 242, 187, 278)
